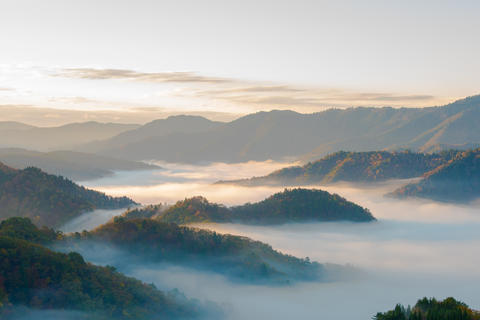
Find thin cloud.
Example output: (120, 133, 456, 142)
(200, 85, 305, 95)
(193, 86, 438, 109)
(49, 66, 448, 112)
(56, 68, 231, 84)
(48, 96, 101, 105)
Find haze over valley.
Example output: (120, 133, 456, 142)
(1, 1, 480, 319)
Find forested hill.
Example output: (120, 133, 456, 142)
(374, 297, 480, 320)
(0, 218, 215, 320)
(390, 148, 480, 203)
(70, 217, 328, 284)
(0, 162, 136, 227)
(217, 151, 456, 186)
(230, 188, 375, 224)
(132, 188, 375, 225)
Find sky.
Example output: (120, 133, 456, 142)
(0, 0, 479, 125)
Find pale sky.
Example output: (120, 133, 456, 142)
(0, 0, 479, 125)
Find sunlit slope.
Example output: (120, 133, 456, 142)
(374, 297, 480, 320)
(80, 95, 480, 163)
(217, 151, 456, 186)
(391, 148, 480, 203)
(126, 188, 375, 225)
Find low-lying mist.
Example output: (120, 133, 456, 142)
(70, 161, 480, 319)
(59, 208, 126, 233)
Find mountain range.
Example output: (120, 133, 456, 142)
(0, 121, 138, 151)
(0, 148, 160, 181)
(75, 95, 480, 163)
(2, 95, 479, 164)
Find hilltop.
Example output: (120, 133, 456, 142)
(374, 297, 480, 320)
(129, 188, 375, 225)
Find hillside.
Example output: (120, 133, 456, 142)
(0, 121, 35, 131)
(78, 95, 480, 163)
(217, 151, 456, 186)
(0, 219, 214, 320)
(0, 121, 138, 151)
(0, 163, 136, 227)
(157, 197, 232, 224)
(390, 148, 480, 203)
(374, 297, 480, 320)
(68, 217, 328, 284)
(0, 148, 160, 181)
(79, 115, 224, 155)
(146, 188, 375, 225)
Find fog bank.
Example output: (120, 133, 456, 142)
(73, 162, 480, 319)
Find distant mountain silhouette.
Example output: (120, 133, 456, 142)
(0, 148, 160, 181)
(390, 148, 480, 203)
(0, 121, 35, 131)
(0, 121, 139, 151)
(0, 163, 136, 227)
(79, 115, 224, 154)
(76, 95, 480, 163)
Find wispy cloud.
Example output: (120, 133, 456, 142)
(55, 68, 441, 108)
(192, 85, 438, 110)
(42, 66, 455, 117)
(56, 68, 231, 84)
(48, 96, 101, 105)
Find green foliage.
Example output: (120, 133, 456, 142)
(158, 196, 231, 224)
(391, 148, 480, 202)
(231, 188, 375, 224)
(0, 236, 205, 319)
(121, 203, 166, 220)
(0, 163, 136, 227)
(74, 217, 323, 284)
(151, 188, 374, 225)
(0, 217, 61, 244)
(220, 150, 456, 186)
(0, 218, 216, 319)
(374, 297, 480, 320)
